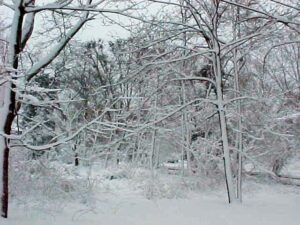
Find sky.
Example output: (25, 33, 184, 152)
(0, 4, 130, 42)
(0, 0, 165, 42)
(77, 18, 130, 41)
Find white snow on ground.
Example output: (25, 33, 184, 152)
(2, 165, 300, 225)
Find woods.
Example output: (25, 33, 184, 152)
(0, 0, 300, 220)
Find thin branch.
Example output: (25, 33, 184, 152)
(221, 0, 300, 26)
(26, 3, 93, 81)
(269, 0, 300, 11)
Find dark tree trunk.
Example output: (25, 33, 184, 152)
(1, 147, 9, 218)
(1, 0, 24, 217)
(73, 143, 79, 166)
(1, 87, 16, 218)
(75, 153, 79, 166)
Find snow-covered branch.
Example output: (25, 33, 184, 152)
(26, 4, 93, 81)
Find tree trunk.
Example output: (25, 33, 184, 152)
(217, 103, 236, 203)
(232, 2, 243, 202)
(0, 83, 16, 218)
(210, 0, 237, 203)
(1, 147, 9, 219)
(0, 0, 24, 217)
(74, 152, 79, 166)
(213, 41, 237, 203)
(1, 9, 22, 210)
(1, 0, 92, 218)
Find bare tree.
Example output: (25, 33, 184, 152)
(0, 0, 143, 218)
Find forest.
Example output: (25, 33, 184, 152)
(0, 0, 300, 224)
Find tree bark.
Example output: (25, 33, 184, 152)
(0, 0, 24, 217)
(0, 0, 91, 217)
(212, 27, 237, 204)
(1, 107, 14, 218)
(74, 152, 79, 166)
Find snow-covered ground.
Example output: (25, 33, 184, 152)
(2, 165, 300, 225)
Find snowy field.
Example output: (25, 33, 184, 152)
(2, 165, 300, 225)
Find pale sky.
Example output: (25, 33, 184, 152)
(0, 6, 130, 42)
(0, 1, 166, 42)
(76, 15, 132, 41)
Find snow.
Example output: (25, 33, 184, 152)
(2, 165, 300, 225)
(276, 112, 300, 121)
(244, 163, 255, 172)
(20, 94, 40, 104)
(280, 156, 300, 178)
(162, 160, 187, 170)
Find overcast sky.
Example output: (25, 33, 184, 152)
(76, 14, 132, 41)
(0, 6, 130, 42)
(0, 1, 165, 42)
